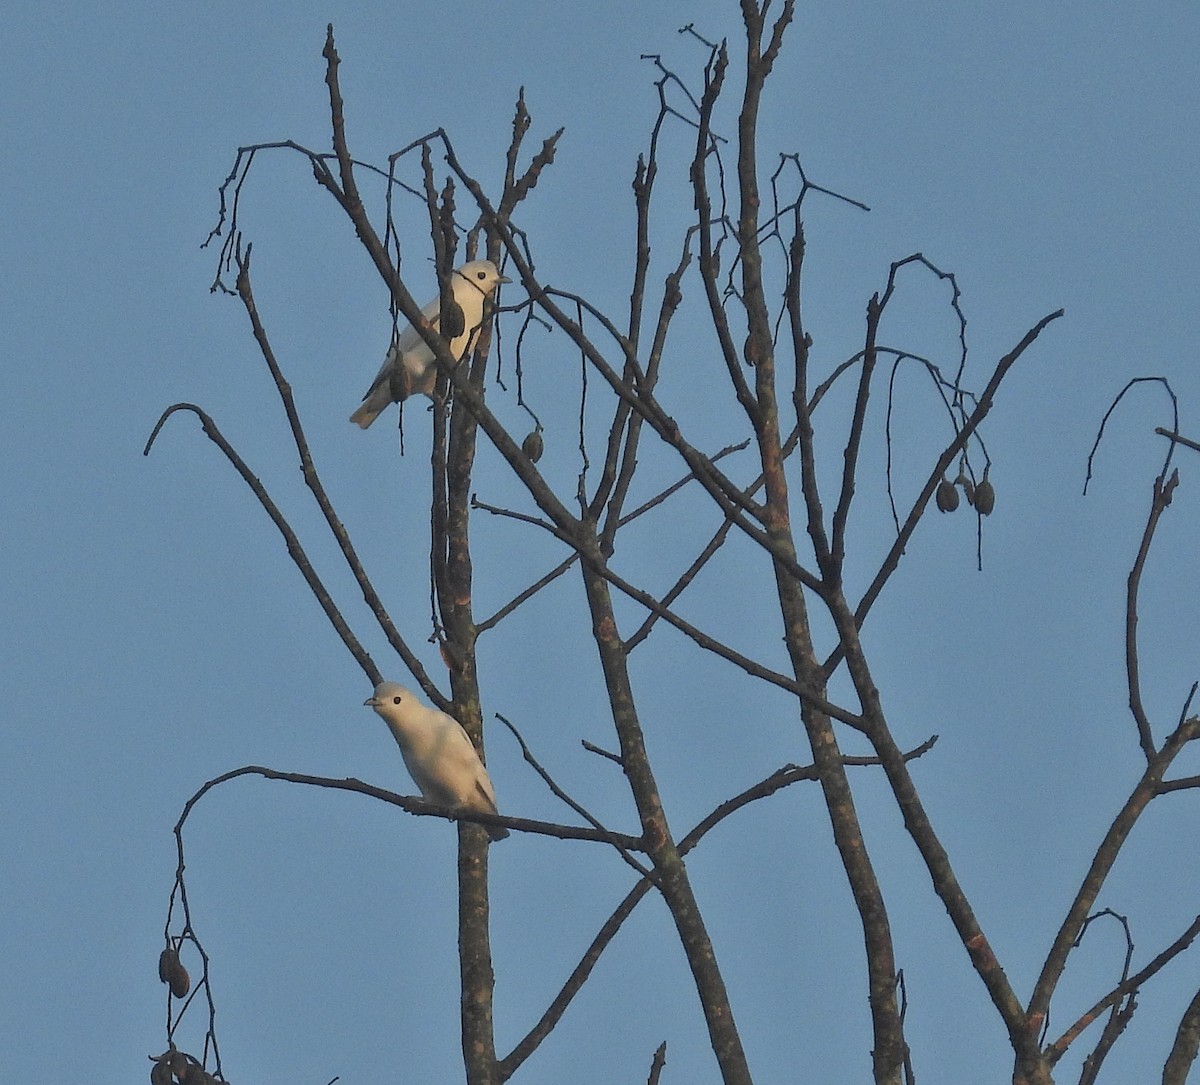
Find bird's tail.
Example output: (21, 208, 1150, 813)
(349, 402, 381, 428)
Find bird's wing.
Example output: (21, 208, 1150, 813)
(446, 720, 499, 814)
(472, 771, 500, 815)
(362, 293, 443, 392)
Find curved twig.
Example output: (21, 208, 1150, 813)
(144, 403, 380, 686)
(1046, 913, 1200, 1065)
(1083, 377, 1178, 496)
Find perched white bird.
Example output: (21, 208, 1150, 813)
(363, 681, 509, 841)
(350, 259, 510, 428)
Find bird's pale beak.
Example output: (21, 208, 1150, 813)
(498, 274, 512, 284)
(363, 696, 379, 707)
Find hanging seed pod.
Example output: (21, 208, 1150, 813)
(974, 475, 996, 515)
(935, 478, 960, 513)
(387, 363, 415, 403)
(168, 1051, 191, 1080)
(157, 947, 176, 985)
(522, 429, 544, 463)
(150, 1059, 173, 1085)
(159, 947, 191, 999)
(169, 961, 191, 999)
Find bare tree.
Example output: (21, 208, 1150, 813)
(144, 6, 1200, 1085)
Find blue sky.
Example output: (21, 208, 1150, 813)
(4, 4, 1200, 1083)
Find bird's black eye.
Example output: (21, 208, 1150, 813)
(476, 270, 487, 280)
(392, 696, 402, 705)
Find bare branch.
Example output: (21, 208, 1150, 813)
(829, 292, 882, 577)
(144, 403, 381, 687)
(472, 500, 858, 722)
(581, 739, 624, 765)
(1083, 377, 1178, 496)
(476, 554, 578, 634)
(1163, 985, 1200, 1085)
(175, 764, 645, 849)
(1027, 716, 1200, 1032)
(1156, 427, 1200, 455)
(230, 245, 445, 705)
(623, 511, 737, 653)
(1125, 470, 1180, 760)
(499, 735, 937, 1080)
(496, 713, 654, 880)
(851, 308, 1064, 634)
(1046, 913, 1200, 1065)
(646, 1042, 668, 1085)
(1070, 909, 1137, 1085)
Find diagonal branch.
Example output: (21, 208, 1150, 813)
(230, 245, 445, 707)
(1045, 913, 1200, 1065)
(1163, 985, 1200, 1085)
(143, 403, 380, 686)
(471, 498, 856, 722)
(496, 714, 653, 880)
(498, 734, 936, 1080)
(477, 554, 578, 634)
(828, 293, 881, 578)
(1027, 716, 1200, 1032)
(850, 308, 1064, 635)
(1124, 470, 1179, 761)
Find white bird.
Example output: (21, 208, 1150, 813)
(350, 259, 510, 428)
(363, 681, 510, 841)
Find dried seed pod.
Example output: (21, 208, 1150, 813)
(522, 429, 544, 463)
(158, 947, 175, 984)
(167, 1051, 191, 1080)
(954, 470, 975, 505)
(160, 946, 191, 998)
(168, 960, 191, 999)
(150, 1057, 174, 1085)
(935, 478, 960, 513)
(974, 476, 996, 515)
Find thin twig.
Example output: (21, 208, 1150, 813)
(477, 554, 578, 634)
(1028, 716, 1200, 1033)
(1083, 377, 1178, 495)
(1046, 914, 1200, 1064)
(849, 308, 1064, 638)
(231, 246, 444, 706)
(1156, 427, 1200, 455)
(144, 404, 380, 686)
(1124, 470, 1179, 760)
(498, 734, 936, 1078)
(646, 1042, 668, 1085)
(495, 713, 654, 879)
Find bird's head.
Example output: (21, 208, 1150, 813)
(455, 259, 511, 296)
(364, 681, 413, 715)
